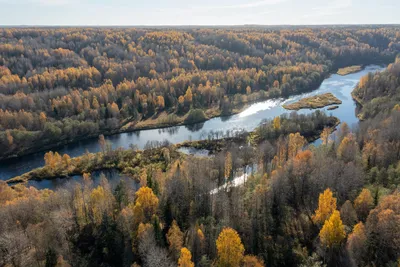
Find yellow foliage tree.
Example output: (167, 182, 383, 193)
(320, 127, 331, 145)
(89, 185, 114, 225)
(347, 222, 367, 264)
(137, 222, 153, 240)
(109, 102, 120, 117)
(44, 151, 62, 171)
(62, 154, 71, 168)
(246, 86, 252, 95)
(157, 95, 165, 110)
(92, 96, 100, 109)
(224, 152, 232, 180)
(0, 181, 17, 205)
(273, 116, 281, 130)
(359, 74, 369, 88)
(337, 134, 358, 162)
(39, 112, 47, 126)
(243, 255, 264, 267)
(354, 188, 374, 221)
(167, 220, 184, 261)
(319, 210, 346, 248)
(133, 186, 159, 223)
(178, 247, 194, 267)
(288, 132, 306, 158)
(73, 184, 88, 228)
(6, 130, 13, 146)
(216, 228, 245, 267)
(178, 95, 185, 105)
(184, 87, 193, 105)
(313, 188, 337, 225)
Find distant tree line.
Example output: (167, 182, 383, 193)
(0, 27, 399, 159)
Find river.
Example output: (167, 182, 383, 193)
(0, 65, 385, 182)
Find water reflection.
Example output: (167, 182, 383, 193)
(159, 126, 180, 135)
(0, 65, 386, 181)
(185, 122, 205, 132)
(27, 169, 140, 191)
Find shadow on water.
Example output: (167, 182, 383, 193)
(159, 126, 180, 135)
(185, 122, 205, 132)
(220, 114, 234, 122)
(27, 169, 140, 191)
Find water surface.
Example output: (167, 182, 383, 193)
(0, 65, 385, 181)
(27, 169, 139, 191)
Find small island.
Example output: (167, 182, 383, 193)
(337, 65, 362, 75)
(283, 93, 342, 111)
(327, 105, 339, 110)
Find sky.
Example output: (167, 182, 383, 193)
(0, 0, 399, 26)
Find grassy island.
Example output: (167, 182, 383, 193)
(283, 93, 342, 111)
(337, 65, 362, 75)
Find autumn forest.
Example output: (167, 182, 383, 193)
(0, 26, 400, 267)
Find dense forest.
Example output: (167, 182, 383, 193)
(0, 26, 399, 159)
(0, 56, 400, 266)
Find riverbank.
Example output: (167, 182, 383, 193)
(6, 145, 181, 185)
(0, 83, 290, 162)
(0, 64, 387, 182)
(6, 113, 339, 185)
(351, 92, 367, 120)
(0, 95, 261, 162)
(0, 62, 386, 162)
(177, 115, 340, 154)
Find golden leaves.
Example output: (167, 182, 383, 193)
(178, 248, 194, 267)
(313, 188, 337, 225)
(273, 116, 281, 130)
(134, 186, 159, 223)
(167, 220, 184, 261)
(319, 210, 346, 248)
(224, 152, 232, 180)
(216, 227, 245, 267)
(354, 189, 374, 221)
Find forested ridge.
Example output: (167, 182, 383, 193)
(1, 58, 400, 266)
(0, 26, 399, 159)
(353, 57, 400, 119)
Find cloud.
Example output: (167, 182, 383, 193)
(311, 0, 352, 12)
(156, 0, 288, 14)
(33, 0, 72, 5)
(210, 0, 288, 9)
(0, 0, 83, 6)
(303, 0, 352, 18)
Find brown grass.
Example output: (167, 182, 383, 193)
(283, 93, 342, 111)
(337, 65, 362, 76)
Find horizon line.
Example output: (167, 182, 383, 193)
(1, 23, 400, 28)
